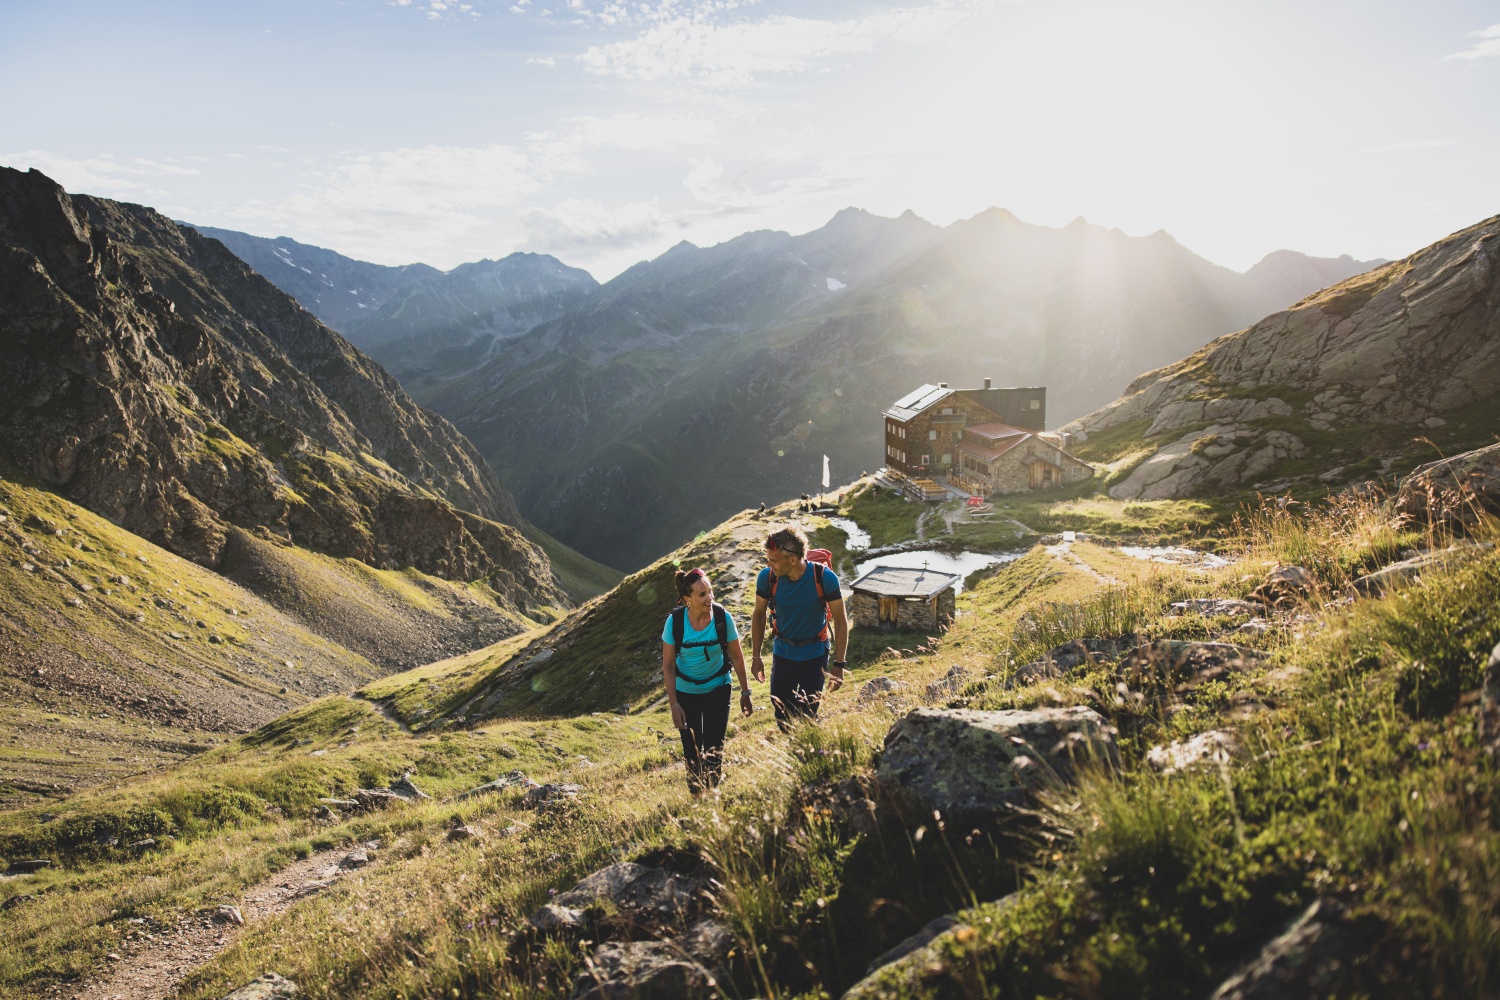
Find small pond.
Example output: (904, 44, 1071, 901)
(826, 516, 871, 551)
(853, 548, 1023, 593)
(1119, 545, 1230, 570)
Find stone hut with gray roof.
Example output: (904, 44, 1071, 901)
(848, 565, 960, 631)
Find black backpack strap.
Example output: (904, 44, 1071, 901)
(712, 604, 731, 679)
(671, 606, 686, 648)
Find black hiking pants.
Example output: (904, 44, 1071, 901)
(676, 684, 731, 792)
(770, 652, 827, 731)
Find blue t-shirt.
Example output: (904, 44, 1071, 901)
(756, 564, 842, 660)
(660, 607, 740, 694)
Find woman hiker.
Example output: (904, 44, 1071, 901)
(661, 567, 752, 793)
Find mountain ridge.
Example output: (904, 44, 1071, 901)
(0, 167, 562, 612)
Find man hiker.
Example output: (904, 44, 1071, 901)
(750, 525, 849, 730)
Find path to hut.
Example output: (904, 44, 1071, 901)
(1045, 539, 1119, 584)
(68, 848, 356, 1000)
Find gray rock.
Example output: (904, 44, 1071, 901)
(213, 904, 245, 925)
(1396, 441, 1500, 528)
(1207, 900, 1375, 999)
(571, 939, 720, 1000)
(523, 783, 582, 809)
(390, 772, 430, 801)
(1118, 640, 1261, 696)
(855, 676, 905, 705)
(339, 849, 370, 869)
(1481, 642, 1500, 753)
(1352, 544, 1486, 595)
(446, 824, 484, 842)
(1147, 730, 1240, 774)
(222, 972, 299, 999)
(453, 770, 537, 801)
(864, 914, 966, 975)
(1169, 598, 1262, 618)
(551, 862, 707, 930)
(1249, 566, 1315, 608)
(879, 707, 1118, 820)
(530, 903, 586, 933)
(924, 664, 970, 701)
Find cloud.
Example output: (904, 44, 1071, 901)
(1445, 23, 1500, 60)
(527, 55, 557, 67)
(0, 151, 200, 200)
(1364, 138, 1458, 153)
(576, 3, 979, 85)
(526, 112, 722, 174)
(518, 196, 667, 251)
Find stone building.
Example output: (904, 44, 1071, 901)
(848, 565, 960, 632)
(884, 379, 1093, 494)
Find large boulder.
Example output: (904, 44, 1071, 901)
(1206, 900, 1381, 999)
(1396, 441, 1500, 529)
(878, 707, 1118, 820)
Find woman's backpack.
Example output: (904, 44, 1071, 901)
(670, 602, 732, 680)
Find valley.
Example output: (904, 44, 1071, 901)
(1, 171, 1496, 1000)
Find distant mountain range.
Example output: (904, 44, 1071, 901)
(185, 225, 600, 393)
(196, 210, 1383, 570)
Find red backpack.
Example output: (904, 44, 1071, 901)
(768, 549, 834, 646)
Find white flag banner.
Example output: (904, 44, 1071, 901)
(822, 454, 830, 489)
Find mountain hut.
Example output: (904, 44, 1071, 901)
(848, 565, 960, 631)
(882, 379, 1094, 494)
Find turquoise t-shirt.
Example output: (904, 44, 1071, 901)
(756, 564, 842, 660)
(660, 607, 740, 694)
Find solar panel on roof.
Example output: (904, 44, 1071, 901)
(891, 384, 942, 410)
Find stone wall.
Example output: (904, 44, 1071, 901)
(850, 590, 956, 631)
(989, 439, 1094, 493)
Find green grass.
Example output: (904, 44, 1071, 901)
(842, 483, 926, 547)
(8, 488, 1500, 999)
(520, 521, 624, 603)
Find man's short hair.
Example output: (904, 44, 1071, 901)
(765, 525, 808, 557)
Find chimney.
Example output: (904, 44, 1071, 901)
(983, 377, 992, 390)
(938, 382, 948, 388)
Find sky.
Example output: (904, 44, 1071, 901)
(2, 0, 1498, 280)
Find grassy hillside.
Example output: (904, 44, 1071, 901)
(519, 521, 624, 603)
(3, 478, 1497, 997)
(0, 474, 545, 809)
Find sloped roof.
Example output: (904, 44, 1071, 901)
(958, 436, 1029, 464)
(850, 565, 961, 598)
(963, 422, 1031, 443)
(884, 384, 954, 421)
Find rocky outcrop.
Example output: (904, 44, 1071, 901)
(878, 707, 1118, 820)
(0, 167, 563, 613)
(1064, 214, 1500, 500)
(1396, 441, 1500, 528)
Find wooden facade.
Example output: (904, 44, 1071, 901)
(883, 381, 1046, 478)
(884, 380, 1093, 495)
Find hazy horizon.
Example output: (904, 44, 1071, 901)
(4, 0, 1497, 281)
